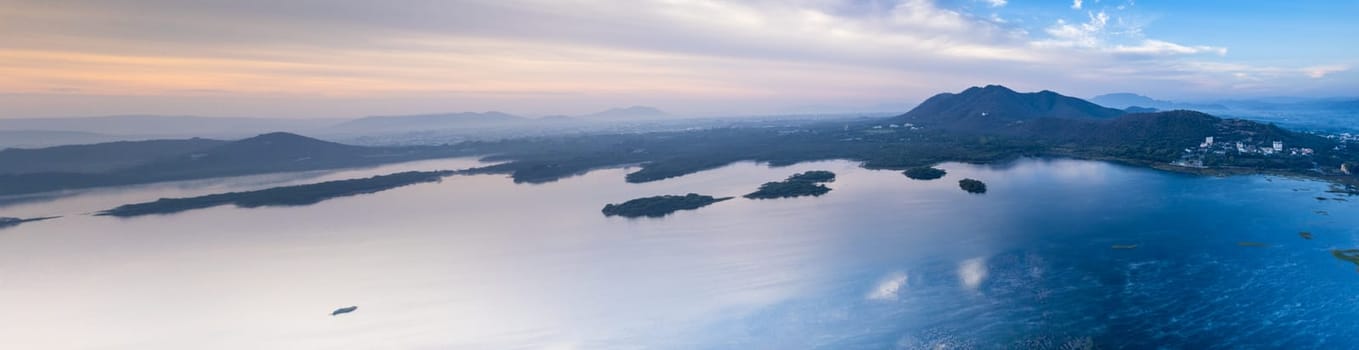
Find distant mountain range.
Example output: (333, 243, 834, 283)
(578, 106, 672, 121)
(1090, 93, 1228, 111)
(0, 132, 468, 196)
(3, 85, 1355, 197)
(1090, 92, 1359, 113)
(327, 111, 534, 134)
(0, 115, 337, 137)
(0, 106, 680, 148)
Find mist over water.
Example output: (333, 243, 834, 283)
(2, 158, 1357, 349)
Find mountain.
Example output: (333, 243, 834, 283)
(898, 85, 1125, 130)
(328, 112, 529, 134)
(0, 138, 228, 175)
(579, 106, 672, 121)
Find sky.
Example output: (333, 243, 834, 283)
(1, 0, 1355, 118)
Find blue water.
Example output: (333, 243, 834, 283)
(1, 158, 1356, 349)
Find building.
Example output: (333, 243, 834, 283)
(1200, 136, 1215, 148)
(1273, 141, 1284, 152)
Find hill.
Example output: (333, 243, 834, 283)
(0, 132, 469, 196)
(899, 85, 1125, 130)
(580, 106, 672, 121)
(0, 138, 228, 175)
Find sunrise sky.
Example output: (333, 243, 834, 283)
(1, 0, 1355, 118)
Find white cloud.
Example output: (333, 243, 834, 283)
(867, 271, 909, 301)
(1112, 39, 1227, 56)
(0, 0, 1350, 116)
(1304, 65, 1349, 78)
(958, 258, 988, 290)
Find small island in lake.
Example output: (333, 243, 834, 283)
(602, 193, 732, 218)
(1300, 231, 1314, 240)
(903, 166, 947, 180)
(332, 306, 358, 316)
(0, 216, 59, 229)
(958, 178, 987, 194)
(744, 170, 836, 199)
(97, 170, 453, 217)
(1332, 249, 1359, 272)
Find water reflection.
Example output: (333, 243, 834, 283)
(958, 257, 989, 290)
(0, 158, 1357, 349)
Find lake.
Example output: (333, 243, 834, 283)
(2, 158, 1357, 349)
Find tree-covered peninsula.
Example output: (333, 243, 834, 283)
(601, 194, 732, 218)
(744, 170, 836, 199)
(97, 170, 453, 217)
(0, 216, 58, 229)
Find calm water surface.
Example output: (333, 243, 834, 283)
(2, 158, 1357, 349)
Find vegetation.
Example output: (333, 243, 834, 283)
(787, 170, 836, 183)
(0, 133, 472, 196)
(601, 194, 732, 218)
(903, 166, 947, 180)
(8, 87, 1359, 198)
(97, 170, 453, 217)
(1331, 249, 1359, 272)
(0, 216, 58, 229)
(744, 170, 836, 199)
(959, 178, 987, 194)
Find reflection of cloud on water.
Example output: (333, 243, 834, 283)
(867, 271, 909, 301)
(959, 257, 988, 290)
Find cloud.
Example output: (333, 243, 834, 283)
(958, 257, 988, 290)
(867, 272, 909, 301)
(1072, 0, 1083, 10)
(1304, 65, 1349, 78)
(1111, 39, 1227, 57)
(0, 0, 1350, 117)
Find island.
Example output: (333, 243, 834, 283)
(744, 170, 836, 199)
(0, 216, 58, 229)
(1332, 249, 1359, 272)
(602, 194, 732, 218)
(958, 178, 987, 194)
(787, 170, 836, 183)
(903, 166, 947, 180)
(331, 306, 358, 316)
(1300, 231, 1314, 240)
(97, 170, 453, 217)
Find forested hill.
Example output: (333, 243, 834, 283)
(899, 85, 1125, 130)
